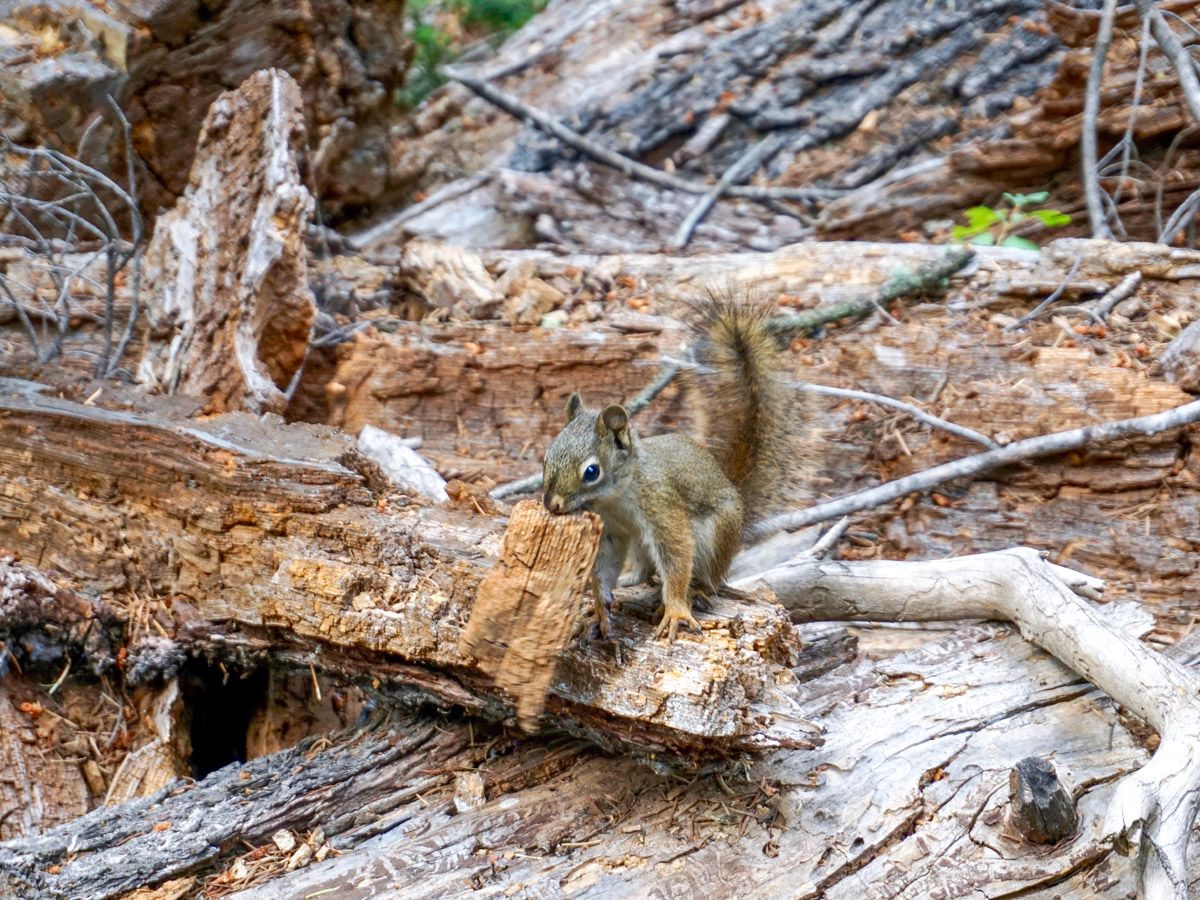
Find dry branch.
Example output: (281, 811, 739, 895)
(444, 67, 839, 205)
(1082, 0, 1118, 240)
(738, 547, 1200, 897)
(754, 394, 1200, 537)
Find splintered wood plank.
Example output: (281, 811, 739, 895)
(460, 500, 602, 731)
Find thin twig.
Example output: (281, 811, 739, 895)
(671, 135, 786, 250)
(1082, 0, 1118, 240)
(624, 362, 681, 417)
(0, 274, 42, 360)
(1005, 256, 1083, 329)
(798, 383, 999, 449)
(766, 246, 974, 335)
(105, 95, 143, 377)
(1111, 16, 1152, 223)
(752, 396, 1200, 538)
(1137, 0, 1200, 125)
(800, 516, 850, 559)
(1091, 271, 1143, 320)
(347, 168, 497, 251)
(444, 67, 839, 205)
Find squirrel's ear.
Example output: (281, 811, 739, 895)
(565, 392, 583, 423)
(599, 405, 631, 449)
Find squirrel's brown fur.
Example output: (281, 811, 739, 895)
(686, 292, 809, 532)
(541, 291, 809, 641)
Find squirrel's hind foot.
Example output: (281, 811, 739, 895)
(654, 608, 702, 643)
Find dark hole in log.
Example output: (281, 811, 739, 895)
(179, 662, 268, 778)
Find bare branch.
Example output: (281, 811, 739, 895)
(1005, 255, 1083, 329)
(738, 546, 1200, 898)
(671, 134, 786, 250)
(797, 382, 999, 449)
(444, 67, 840, 205)
(1137, 0, 1200, 125)
(1082, 0, 1117, 240)
(1092, 271, 1143, 320)
(753, 395, 1200, 537)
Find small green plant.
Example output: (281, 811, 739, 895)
(951, 192, 1071, 251)
(395, 0, 547, 109)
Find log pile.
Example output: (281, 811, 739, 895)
(5, 0, 1200, 895)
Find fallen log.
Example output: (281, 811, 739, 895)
(5, 602, 1157, 899)
(0, 377, 819, 759)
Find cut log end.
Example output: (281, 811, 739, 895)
(459, 499, 603, 731)
(1008, 756, 1078, 845)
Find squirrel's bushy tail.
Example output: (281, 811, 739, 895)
(687, 289, 810, 532)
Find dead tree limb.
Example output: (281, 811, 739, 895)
(0, 379, 817, 759)
(1082, 0, 1118, 240)
(444, 67, 838, 204)
(753, 395, 1200, 537)
(797, 383, 999, 450)
(738, 547, 1200, 898)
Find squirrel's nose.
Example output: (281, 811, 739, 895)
(543, 492, 564, 514)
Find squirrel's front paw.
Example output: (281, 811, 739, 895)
(654, 609, 702, 643)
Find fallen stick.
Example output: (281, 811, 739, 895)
(735, 547, 1200, 899)
(752, 395, 1200, 538)
(671, 134, 786, 250)
(1081, 0, 1118, 241)
(798, 382, 998, 450)
(444, 67, 838, 205)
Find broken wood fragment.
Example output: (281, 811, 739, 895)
(1008, 756, 1078, 844)
(137, 69, 316, 415)
(459, 500, 602, 731)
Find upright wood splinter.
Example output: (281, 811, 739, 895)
(459, 499, 602, 731)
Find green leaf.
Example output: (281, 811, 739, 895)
(1030, 209, 1072, 227)
(1000, 235, 1040, 251)
(963, 206, 1001, 230)
(969, 232, 996, 246)
(1023, 191, 1050, 204)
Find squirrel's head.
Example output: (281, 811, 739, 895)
(542, 392, 635, 515)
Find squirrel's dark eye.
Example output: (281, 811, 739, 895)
(583, 463, 601, 483)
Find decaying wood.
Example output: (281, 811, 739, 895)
(0, 556, 124, 675)
(0, 714, 449, 899)
(0, 378, 818, 758)
(459, 500, 602, 730)
(300, 238, 1200, 643)
(0, 602, 1164, 899)
(1161, 319, 1200, 394)
(136, 70, 316, 415)
(0, 0, 411, 218)
(0, 677, 92, 843)
(5, 604, 1150, 900)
